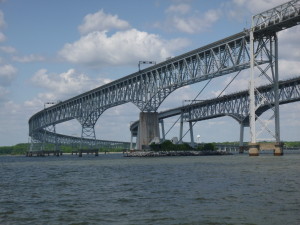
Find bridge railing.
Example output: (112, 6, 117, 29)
(253, 0, 300, 35)
(28, 0, 300, 147)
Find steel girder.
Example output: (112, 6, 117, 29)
(252, 0, 300, 36)
(129, 77, 300, 134)
(29, 33, 254, 134)
(182, 77, 300, 124)
(32, 130, 131, 149)
(28, 0, 300, 146)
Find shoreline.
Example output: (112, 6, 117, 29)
(124, 150, 233, 157)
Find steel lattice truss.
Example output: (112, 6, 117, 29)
(30, 130, 131, 150)
(182, 77, 300, 124)
(252, 0, 300, 36)
(130, 76, 300, 134)
(28, 0, 300, 147)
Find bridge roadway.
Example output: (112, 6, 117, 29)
(130, 76, 300, 148)
(28, 0, 300, 150)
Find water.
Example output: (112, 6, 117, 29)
(1, 153, 300, 225)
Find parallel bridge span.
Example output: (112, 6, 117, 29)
(130, 76, 300, 136)
(29, 0, 300, 149)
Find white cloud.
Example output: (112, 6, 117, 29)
(278, 26, 300, 61)
(31, 68, 112, 101)
(279, 60, 300, 79)
(59, 29, 189, 67)
(166, 3, 191, 14)
(0, 100, 39, 145)
(241, 0, 287, 13)
(156, 2, 221, 34)
(174, 9, 220, 34)
(0, 86, 9, 101)
(0, 31, 5, 42)
(0, 46, 16, 54)
(78, 9, 130, 34)
(228, 0, 288, 21)
(12, 54, 45, 63)
(0, 64, 17, 86)
(0, 10, 5, 28)
(159, 85, 195, 111)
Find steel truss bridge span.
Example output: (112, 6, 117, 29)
(29, 0, 300, 148)
(130, 76, 300, 134)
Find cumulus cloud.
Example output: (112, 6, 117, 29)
(156, 2, 221, 34)
(0, 64, 17, 86)
(0, 86, 9, 101)
(0, 46, 16, 54)
(235, 0, 287, 13)
(0, 31, 5, 42)
(0, 10, 5, 28)
(31, 68, 112, 101)
(227, 0, 288, 21)
(78, 9, 130, 34)
(59, 29, 189, 67)
(165, 3, 191, 14)
(0, 64, 16, 104)
(278, 26, 300, 61)
(0, 10, 5, 42)
(59, 8, 190, 68)
(12, 54, 45, 63)
(172, 9, 221, 34)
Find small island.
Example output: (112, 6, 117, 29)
(124, 141, 232, 157)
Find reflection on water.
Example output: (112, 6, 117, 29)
(1, 153, 300, 225)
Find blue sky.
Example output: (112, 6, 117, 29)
(0, 0, 299, 146)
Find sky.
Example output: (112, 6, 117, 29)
(0, 0, 299, 146)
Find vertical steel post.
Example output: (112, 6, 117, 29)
(249, 19, 256, 144)
(274, 34, 280, 143)
(160, 120, 165, 142)
(179, 112, 184, 144)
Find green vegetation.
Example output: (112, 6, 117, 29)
(197, 143, 216, 151)
(0, 143, 126, 155)
(0, 143, 30, 155)
(1, 141, 299, 155)
(284, 142, 300, 148)
(150, 140, 216, 151)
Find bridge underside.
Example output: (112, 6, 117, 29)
(28, 0, 300, 153)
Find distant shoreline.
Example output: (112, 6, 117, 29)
(124, 150, 233, 157)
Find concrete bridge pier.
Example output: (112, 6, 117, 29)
(274, 143, 284, 156)
(160, 119, 166, 142)
(189, 121, 195, 148)
(248, 143, 260, 156)
(137, 112, 160, 150)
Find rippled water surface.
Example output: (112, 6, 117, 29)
(1, 153, 300, 225)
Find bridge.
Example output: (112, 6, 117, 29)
(28, 0, 300, 155)
(130, 76, 300, 149)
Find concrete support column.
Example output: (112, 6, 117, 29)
(160, 120, 165, 142)
(137, 112, 160, 150)
(179, 113, 184, 144)
(189, 121, 195, 148)
(130, 133, 133, 150)
(239, 122, 245, 153)
(136, 125, 140, 150)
